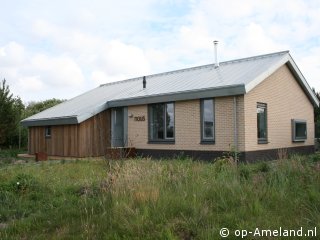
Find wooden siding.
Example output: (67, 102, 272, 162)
(28, 110, 111, 157)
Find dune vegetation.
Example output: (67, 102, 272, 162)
(0, 151, 320, 239)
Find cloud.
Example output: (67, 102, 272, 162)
(98, 40, 150, 77)
(30, 54, 85, 87)
(0, 41, 86, 101)
(32, 20, 152, 85)
(1, 0, 320, 103)
(297, 47, 320, 91)
(224, 22, 289, 57)
(17, 76, 44, 91)
(0, 42, 26, 67)
(91, 71, 129, 86)
(91, 71, 108, 86)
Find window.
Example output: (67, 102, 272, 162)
(201, 99, 215, 142)
(149, 102, 174, 142)
(292, 119, 307, 142)
(45, 126, 51, 138)
(257, 103, 267, 144)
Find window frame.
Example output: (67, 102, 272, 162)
(200, 98, 215, 144)
(45, 126, 51, 138)
(292, 119, 307, 142)
(148, 102, 175, 143)
(257, 102, 268, 144)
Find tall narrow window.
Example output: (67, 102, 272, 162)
(201, 99, 215, 142)
(45, 126, 51, 138)
(149, 102, 175, 142)
(165, 103, 174, 139)
(257, 103, 267, 143)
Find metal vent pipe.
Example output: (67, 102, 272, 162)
(213, 40, 219, 68)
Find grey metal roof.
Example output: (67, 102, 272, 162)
(21, 50, 319, 127)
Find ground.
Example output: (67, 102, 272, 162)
(0, 150, 320, 239)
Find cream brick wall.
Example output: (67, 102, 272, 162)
(236, 96, 245, 151)
(128, 64, 314, 153)
(244, 65, 314, 151)
(128, 96, 244, 151)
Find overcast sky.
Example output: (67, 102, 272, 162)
(1, 0, 319, 103)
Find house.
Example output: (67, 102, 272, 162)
(21, 51, 320, 162)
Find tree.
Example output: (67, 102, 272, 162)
(0, 79, 24, 147)
(24, 98, 65, 118)
(314, 90, 320, 138)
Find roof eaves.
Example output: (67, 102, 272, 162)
(21, 116, 79, 127)
(107, 84, 246, 108)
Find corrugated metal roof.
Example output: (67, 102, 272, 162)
(21, 50, 319, 126)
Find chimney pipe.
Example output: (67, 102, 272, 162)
(213, 40, 219, 68)
(143, 76, 146, 89)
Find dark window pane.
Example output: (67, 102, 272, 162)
(149, 103, 175, 141)
(202, 99, 214, 139)
(257, 104, 267, 140)
(295, 122, 306, 138)
(46, 127, 51, 136)
(150, 104, 164, 140)
(166, 103, 174, 139)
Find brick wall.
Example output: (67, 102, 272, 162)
(244, 64, 314, 151)
(128, 64, 314, 154)
(128, 96, 244, 152)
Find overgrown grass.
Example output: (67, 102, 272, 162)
(0, 154, 320, 239)
(0, 148, 27, 165)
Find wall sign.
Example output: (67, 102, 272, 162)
(134, 116, 145, 121)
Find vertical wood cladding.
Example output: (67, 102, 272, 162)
(28, 110, 110, 157)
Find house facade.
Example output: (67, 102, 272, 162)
(22, 51, 319, 162)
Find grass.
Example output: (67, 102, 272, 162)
(0, 152, 320, 239)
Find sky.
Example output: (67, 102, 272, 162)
(0, 0, 320, 103)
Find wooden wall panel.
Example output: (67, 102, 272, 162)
(29, 127, 46, 154)
(28, 109, 111, 157)
(78, 110, 111, 157)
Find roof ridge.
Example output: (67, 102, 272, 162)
(221, 50, 289, 65)
(100, 76, 141, 87)
(99, 63, 215, 88)
(99, 50, 290, 87)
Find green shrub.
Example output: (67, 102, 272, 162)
(238, 164, 251, 180)
(12, 173, 40, 193)
(256, 161, 270, 173)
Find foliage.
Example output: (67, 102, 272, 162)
(0, 148, 27, 165)
(23, 98, 65, 118)
(0, 79, 24, 147)
(314, 91, 320, 120)
(314, 90, 320, 138)
(0, 155, 319, 239)
(0, 79, 64, 148)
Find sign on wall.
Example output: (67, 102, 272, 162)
(134, 116, 145, 121)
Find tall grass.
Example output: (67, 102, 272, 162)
(0, 148, 26, 165)
(0, 154, 320, 239)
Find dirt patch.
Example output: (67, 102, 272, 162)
(14, 160, 26, 164)
(0, 223, 8, 229)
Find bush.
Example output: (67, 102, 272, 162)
(256, 161, 270, 173)
(11, 173, 41, 193)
